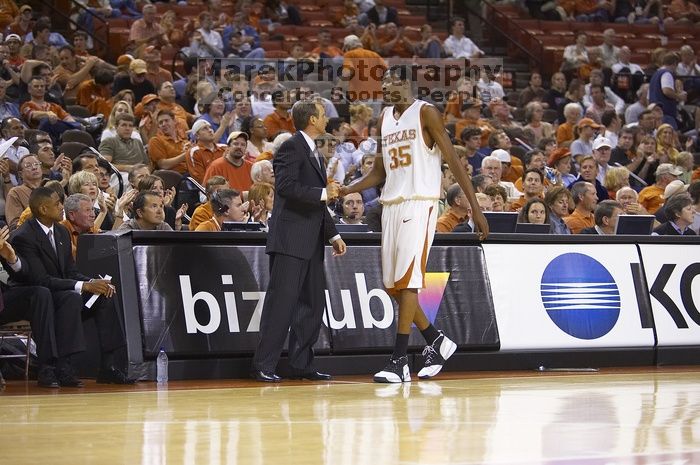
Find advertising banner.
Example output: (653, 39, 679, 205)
(134, 244, 500, 357)
(482, 244, 655, 350)
(638, 244, 700, 346)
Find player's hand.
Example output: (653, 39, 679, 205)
(472, 210, 489, 240)
(327, 181, 340, 201)
(338, 185, 350, 197)
(332, 238, 347, 256)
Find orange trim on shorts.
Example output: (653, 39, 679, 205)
(390, 258, 416, 293)
(420, 206, 433, 288)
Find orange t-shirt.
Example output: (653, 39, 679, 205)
(60, 219, 99, 260)
(189, 201, 213, 231)
(342, 48, 387, 102)
(76, 80, 113, 117)
(556, 122, 575, 145)
(263, 110, 295, 140)
(564, 209, 595, 234)
(638, 185, 665, 214)
(194, 217, 221, 232)
(436, 209, 467, 232)
(203, 157, 253, 192)
(20, 100, 70, 128)
(148, 133, 188, 173)
(186, 143, 227, 184)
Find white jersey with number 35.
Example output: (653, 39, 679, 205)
(379, 100, 442, 205)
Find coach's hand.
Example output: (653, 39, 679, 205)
(332, 238, 347, 256)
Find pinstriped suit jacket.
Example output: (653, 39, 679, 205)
(266, 131, 338, 260)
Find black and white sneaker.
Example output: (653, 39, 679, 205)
(373, 355, 411, 383)
(417, 331, 457, 379)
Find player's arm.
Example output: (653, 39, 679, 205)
(422, 104, 489, 239)
(341, 111, 387, 195)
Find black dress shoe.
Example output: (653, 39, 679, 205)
(37, 366, 60, 388)
(97, 367, 136, 385)
(251, 370, 282, 383)
(289, 371, 332, 381)
(57, 370, 84, 388)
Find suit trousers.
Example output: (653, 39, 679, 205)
(0, 286, 59, 364)
(51, 290, 126, 357)
(253, 245, 326, 373)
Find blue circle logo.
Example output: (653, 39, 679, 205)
(540, 253, 620, 339)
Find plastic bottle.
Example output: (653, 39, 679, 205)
(156, 348, 168, 384)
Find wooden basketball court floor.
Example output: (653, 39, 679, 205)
(1, 367, 700, 465)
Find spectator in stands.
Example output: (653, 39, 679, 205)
(148, 110, 188, 174)
(197, 96, 235, 145)
(516, 149, 548, 189)
(556, 102, 583, 146)
(597, 29, 620, 69)
(459, 127, 485, 175)
(490, 143, 523, 184)
(545, 185, 573, 234)
(611, 46, 644, 100)
(0, 116, 27, 184)
(6, 154, 43, 229)
(477, 69, 504, 105)
(481, 155, 521, 199)
(157, 80, 195, 129)
(263, 89, 294, 140)
(561, 33, 590, 77)
(585, 84, 615, 124)
(638, 163, 683, 214)
(186, 119, 227, 184)
(136, 174, 186, 230)
(454, 100, 493, 147)
(689, 181, 700, 233)
(443, 16, 483, 60)
(471, 174, 493, 194)
(667, 0, 700, 25)
(654, 179, 688, 222)
(33, 142, 71, 186)
(573, 154, 609, 201)
(523, 102, 554, 146)
(203, 131, 253, 191)
(544, 72, 567, 118)
(264, 0, 302, 26)
(436, 183, 470, 232)
(653, 192, 696, 235)
(341, 34, 386, 105)
(518, 72, 547, 108)
(98, 113, 149, 172)
(67, 170, 115, 231)
(20, 76, 78, 145)
(570, 118, 600, 161)
(677, 45, 700, 77)
(484, 183, 507, 212)
(649, 52, 686, 129)
(312, 28, 344, 59)
(600, 110, 621, 148)
(75, 68, 114, 117)
(337, 192, 365, 225)
(366, 0, 398, 25)
(248, 181, 274, 227)
(5, 34, 24, 71)
(565, 181, 597, 233)
(118, 190, 172, 231)
(141, 46, 172, 90)
(616, 186, 649, 215)
(412, 24, 444, 59)
(580, 200, 623, 235)
(242, 116, 273, 162)
(592, 136, 613, 185)
(112, 59, 156, 105)
(556, 79, 585, 128)
(610, 128, 642, 184)
(189, 176, 229, 231)
(129, 4, 166, 46)
(101, 100, 140, 142)
(583, 70, 625, 116)
(6, 4, 29, 40)
(624, 84, 649, 125)
(604, 166, 630, 199)
(197, 12, 225, 58)
(194, 187, 249, 231)
(62, 194, 100, 259)
(510, 169, 544, 212)
(518, 197, 549, 225)
(20, 19, 61, 64)
(251, 159, 275, 185)
(547, 147, 577, 187)
(52, 47, 100, 104)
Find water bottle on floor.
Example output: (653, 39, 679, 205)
(156, 348, 168, 385)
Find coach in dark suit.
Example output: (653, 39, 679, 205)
(9, 187, 132, 386)
(252, 100, 347, 382)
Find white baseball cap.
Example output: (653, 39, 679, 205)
(491, 149, 511, 163)
(592, 136, 612, 151)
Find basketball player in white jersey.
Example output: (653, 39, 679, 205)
(340, 67, 489, 383)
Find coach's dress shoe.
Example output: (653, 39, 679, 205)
(251, 370, 282, 383)
(37, 366, 60, 388)
(289, 371, 332, 381)
(97, 367, 136, 385)
(57, 368, 84, 388)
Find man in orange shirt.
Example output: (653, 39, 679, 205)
(341, 34, 386, 104)
(436, 183, 471, 232)
(195, 188, 248, 231)
(156, 80, 195, 136)
(148, 110, 188, 173)
(564, 181, 597, 234)
(377, 23, 415, 58)
(203, 131, 253, 192)
(509, 169, 544, 212)
(263, 89, 294, 140)
(75, 69, 114, 117)
(638, 163, 683, 214)
(186, 120, 227, 184)
(142, 46, 172, 90)
(20, 76, 79, 145)
(311, 29, 343, 58)
(189, 175, 229, 231)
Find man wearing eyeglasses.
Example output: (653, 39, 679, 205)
(5, 154, 43, 229)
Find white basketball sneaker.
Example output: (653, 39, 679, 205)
(417, 331, 457, 379)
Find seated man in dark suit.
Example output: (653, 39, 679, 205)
(9, 187, 133, 386)
(0, 224, 78, 388)
(580, 200, 623, 235)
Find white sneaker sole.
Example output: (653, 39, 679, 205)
(373, 366, 411, 384)
(418, 338, 457, 379)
